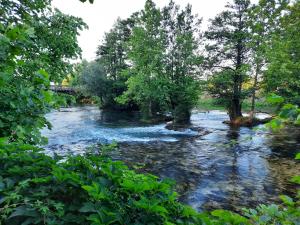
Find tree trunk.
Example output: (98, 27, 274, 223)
(229, 12, 244, 122)
(250, 62, 261, 121)
(148, 100, 153, 118)
(173, 104, 191, 124)
(249, 65, 259, 120)
(229, 98, 243, 121)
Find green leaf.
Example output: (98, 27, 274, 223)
(0, 177, 5, 191)
(267, 118, 283, 130)
(182, 205, 198, 217)
(82, 182, 110, 200)
(133, 197, 168, 215)
(279, 195, 294, 207)
(25, 27, 35, 38)
(296, 153, 300, 160)
(266, 94, 284, 105)
(291, 175, 300, 184)
(8, 206, 39, 219)
(79, 202, 96, 213)
(294, 113, 300, 125)
(0, 137, 9, 145)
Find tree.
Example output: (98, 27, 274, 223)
(264, 0, 300, 105)
(118, 0, 202, 123)
(95, 17, 137, 110)
(117, 0, 168, 118)
(162, 1, 202, 123)
(97, 18, 135, 81)
(247, 0, 289, 119)
(205, 0, 251, 122)
(0, 0, 86, 143)
(78, 60, 107, 100)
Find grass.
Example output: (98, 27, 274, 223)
(196, 97, 276, 114)
(196, 98, 225, 111)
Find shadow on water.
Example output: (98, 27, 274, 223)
(42, 106, 300, 211)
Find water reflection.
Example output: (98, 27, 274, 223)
(42, 106, 300, 211)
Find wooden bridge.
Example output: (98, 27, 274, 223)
(50, 85, 77, 95)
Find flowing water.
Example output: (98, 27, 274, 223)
(42, 106, 300, 211)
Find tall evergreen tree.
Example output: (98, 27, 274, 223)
(205, 0, 251, 121)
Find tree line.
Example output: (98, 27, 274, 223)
(0, 0, 299, 224)
(75, 0, 300, 124)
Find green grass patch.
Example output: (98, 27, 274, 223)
(197, 98, 276, 114)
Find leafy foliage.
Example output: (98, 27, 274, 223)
(0, 0, 86, 144)
(73, 59, 137, 110)
(264, 1, 300, 105)
(95, 18, 137, 110)
(117, 0, 169, 118)
(0, 140, 205, 225)
(204, 0, 298, 121)
(117, 0, 201, 122)
(266, 94, 300, 129)
(205, 0, 252, 120)
(0, 140, 299, 224)
(161, 1, 202, 123)
(75, 0, 201, 122)
(247, 0, 289, 117)
(0, 0, 300, 225)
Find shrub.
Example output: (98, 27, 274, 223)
(0, 140, 206, 224)
(0, 139, 299, 224)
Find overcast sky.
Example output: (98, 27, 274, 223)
(52, 0, 248, 61)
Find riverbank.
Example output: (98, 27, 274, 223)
(197, 98, 277, 114)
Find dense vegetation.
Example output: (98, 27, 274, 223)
(75, 0, 202, 122)
(74, 0, 300, 125)
(0, 0, 299, 224)
(0, 0, 86, 144)
(0, 136, 299, 224)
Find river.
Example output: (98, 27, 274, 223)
(42, 106, 300, 211)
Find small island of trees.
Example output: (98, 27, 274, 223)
(0, 0, 299, 224)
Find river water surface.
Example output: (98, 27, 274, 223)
(42, 106, 300, 211)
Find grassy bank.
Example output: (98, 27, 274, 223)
(197, 98, 276, 114)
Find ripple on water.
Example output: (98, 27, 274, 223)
(42, 106, 300, 211)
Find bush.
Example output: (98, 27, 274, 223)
(0, 139, 299, 224)
(0, 140, 206, 224)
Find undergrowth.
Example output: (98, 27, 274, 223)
(0, 138, 299, 225)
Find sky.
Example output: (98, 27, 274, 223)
(52, 0, 236, 61)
